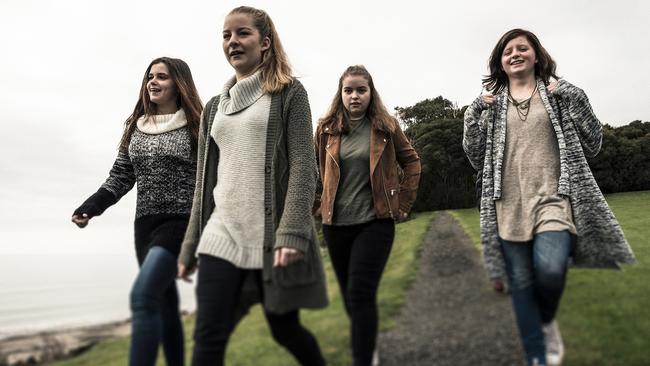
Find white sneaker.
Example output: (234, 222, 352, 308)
(542, 320, 565, 366)
(531, 358, 545, 366)
(372, 348, 379, 366)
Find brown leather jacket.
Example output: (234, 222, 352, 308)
(314, 120, 421, 225)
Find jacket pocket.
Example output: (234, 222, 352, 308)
(271, 229, 323, 287)
(272, 255, 318, 287)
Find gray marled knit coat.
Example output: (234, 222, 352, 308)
(463, 79, 636, 280)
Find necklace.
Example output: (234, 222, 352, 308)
(508, 85, 537, 122)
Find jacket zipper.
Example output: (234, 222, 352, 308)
(379, 156, 395, 219)
(325, 142, 340, 223)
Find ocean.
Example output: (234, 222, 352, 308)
(0, 252, 196, 340)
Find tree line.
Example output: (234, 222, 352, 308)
(397, 96, 650, 212)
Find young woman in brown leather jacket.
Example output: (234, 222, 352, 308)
(314, 65, 421, 366)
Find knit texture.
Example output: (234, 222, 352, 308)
(178, 79, 328, 313)
(100, 109, 195, 218)
(197, 72, 270, 269)
(463, 79, 636, 279)
(136, 109, 188, 134)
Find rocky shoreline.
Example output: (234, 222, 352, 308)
(0, 319, 131, 366)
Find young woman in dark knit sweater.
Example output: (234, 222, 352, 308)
(314, 65, 421, 366)
(71, 57, 203, 366)
(463, 29, 635, 366)
(177, 6, 328, 366)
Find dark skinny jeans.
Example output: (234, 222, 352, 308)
(323, 218, 395, 366)
(192, 255, 325, 366)
(129, 246, 184, 366)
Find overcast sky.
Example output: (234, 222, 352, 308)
(1, 0, 649, 255)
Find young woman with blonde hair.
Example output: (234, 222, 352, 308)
(177, 6, 328, 365)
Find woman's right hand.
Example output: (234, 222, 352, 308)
(71, 213, 90, 228)
(178, 263, 197, 283)
(492, 278, 506, 293)
(481, 93, 495, 109)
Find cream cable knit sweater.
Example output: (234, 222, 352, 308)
(197, 72, 271, 269)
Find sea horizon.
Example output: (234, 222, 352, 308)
(0, 252, 196, 341)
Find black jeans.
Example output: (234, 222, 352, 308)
(322, 218, 395, 366)
(192, 255, 325, 366)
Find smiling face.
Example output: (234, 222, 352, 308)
(501, 35, 537, 79)
(222, 13, 271, 79)
(147, 62, 178, 113)
(341, 75, 371, 119)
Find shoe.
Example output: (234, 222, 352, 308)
(542, 320, 565, 366)
(372, 348, 379, 366)
(531, 358, 545, 366)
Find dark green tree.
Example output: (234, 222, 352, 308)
(397, 94, 649, 212)
(397, 96, 476, 211)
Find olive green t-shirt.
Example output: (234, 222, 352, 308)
(333, 117, 376, 225)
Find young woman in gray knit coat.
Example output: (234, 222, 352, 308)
(463, 29, 635, 366)
(177, 6, 328, 366)
(72, 57, 203, 366)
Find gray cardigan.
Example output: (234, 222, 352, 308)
(463, 79, 636, 280)
(179, 79, 328, 313)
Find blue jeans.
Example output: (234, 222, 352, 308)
(500, 231, 573, 366)
(129, 246, 184, 366)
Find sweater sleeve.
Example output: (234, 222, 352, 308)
(100, 151, 136, 201)
(463, 97, 490, 171)
(73, 151, 134, 218)
(274, 81, 317, 253)
(554, 79, 603, 158)
(72, 187, 117, 219)
(393, 123, 421, 214)
(178, 97, 216, 269)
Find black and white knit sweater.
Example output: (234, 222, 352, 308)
(463, 79, 636, 280)
(74, 109, 195, 219)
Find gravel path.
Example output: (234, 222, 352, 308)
(377, 212, 527, 366)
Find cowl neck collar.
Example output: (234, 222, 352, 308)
(218, 71, 265, 115)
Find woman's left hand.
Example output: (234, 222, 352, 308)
(274, 247, 305, 267)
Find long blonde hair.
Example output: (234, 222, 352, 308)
(228, 6, 293, 94)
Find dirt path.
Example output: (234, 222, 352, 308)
(377, 212, 527, 366)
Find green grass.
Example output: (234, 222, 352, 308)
(450, 191, 650, 366)
(50, 212, 436, 366)
(448, 207, 481, 247)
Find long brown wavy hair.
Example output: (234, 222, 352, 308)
(118, 57, 203, 155)
(319, 65, 396, 134)
(482, 28, 559, 93)
(228, 6, 293, 94)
